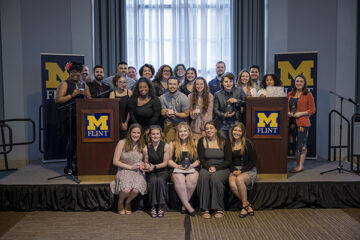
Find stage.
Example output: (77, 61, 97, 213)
(1, 159, 359, 211)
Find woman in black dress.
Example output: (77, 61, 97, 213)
(228, 122, 257, 218)
(128, 78, 161, 130)
(197, 120, 231, 219)
(109, 74, 132, 137)
(145, 125, 171, 218)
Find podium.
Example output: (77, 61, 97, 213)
(245, 97, 288, 180)
(76, 99, 120, 182)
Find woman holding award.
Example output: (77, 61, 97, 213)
(110, 124, 148, 215)
(168, 122, 200, 216)
(288, 75, 316, 173)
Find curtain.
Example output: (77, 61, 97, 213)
(126, 0, 231, 80)
(93, 0, 127, 77)
(231, 0, 264, 76)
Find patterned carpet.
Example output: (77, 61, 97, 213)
(1, 209, 359, 240)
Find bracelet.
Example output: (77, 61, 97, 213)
(153, 165, 157, 171)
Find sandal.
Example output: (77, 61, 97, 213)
(118, 202, 125, 215)
(214, 210, 225, 218)
(202, 211, 211, 219)
(245, 203, 255, 216)
(124, 203, 132, 215)
(239, 207, 247, 218)
(158, 208, 165, 217)
(150, 207, 157, 218)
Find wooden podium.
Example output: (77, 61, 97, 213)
(76, 99, 120, 183)
(245, 97, 288, 180)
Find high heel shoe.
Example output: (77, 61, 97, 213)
(188, 210, 196, 217)
(180, 206, 186, 214)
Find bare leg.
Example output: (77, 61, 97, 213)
(235, 174, 252, 215)
(229, 175, 241, 200)
(298, 149, 307, 170)
(125, 189, 140, 204)
(185, 172, 199, 201)
(119, 189, 131, 203)
(172, 173, 194, 213)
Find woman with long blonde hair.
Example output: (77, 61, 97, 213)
(110, 123, 148, 215)
(168, 122, 200, 216)
(228, 122, 257, 218)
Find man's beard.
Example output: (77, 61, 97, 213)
(95, 76, 103, 81)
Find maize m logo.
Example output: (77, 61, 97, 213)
(277, 60, 314, 87)
(44, 62, 69, 100)
(85, 113, 110, 138)
(255, 111, 280, 135)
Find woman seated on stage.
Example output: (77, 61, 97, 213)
(257, 73, 283, 97)
(213, 72, 246, 138)
(288, 74, 316, 173)
(180, 67, 197, 96)
(139, 63, 156, 80)
(228, 122, 257, 218)
(145, 125, 171, 218)
(197, 121, 231, 219)
(174, 64, 186, 85)
(153, 65, 173, 96)
(128, 78, 161, 130)
(109, 74, 132, 137)
(110, 123, 148, 215)
(236, 70, 257, 97)
(168, 122, 199, 216)
(188, 77, 213, 140)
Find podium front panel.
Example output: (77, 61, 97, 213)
(76, 99, 120, 182)
(246, 97, 288, 179)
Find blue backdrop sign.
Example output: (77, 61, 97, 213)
(274, 51, 317, 158)
(41, 53, 84, 161)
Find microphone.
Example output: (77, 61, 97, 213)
(95, 89, 111, 98)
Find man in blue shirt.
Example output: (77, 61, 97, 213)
(102, 61, 136, 90)
(208, 61, 226, 95)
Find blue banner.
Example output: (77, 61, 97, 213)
(41, 54, 84, 161)
(274, 52, 317, 158)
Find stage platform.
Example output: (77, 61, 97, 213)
(1, 159, 359, 211)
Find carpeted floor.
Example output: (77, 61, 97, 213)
(1, 209, 359, 240)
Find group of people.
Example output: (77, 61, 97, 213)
(55, 60, 316, 217)
(110, 121, 257, 219)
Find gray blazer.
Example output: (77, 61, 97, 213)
(213, 87, 246, 122)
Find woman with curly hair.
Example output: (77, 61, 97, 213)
(167, 123, 200, 216)
(228, 122, 257, 218)
(257, 73, 283, 97)
(139, 63, 155, 80)
(128, 77, 161, 130)
(153, 65, 173, 96)
(188, 77, 213, 140)
(110, 123, 148, 215)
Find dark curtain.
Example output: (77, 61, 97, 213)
(93, 0, 127, 77)
(356, 1, 360, 112)
(0, 12, 4, 120)
(231, 0, 265, 76)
